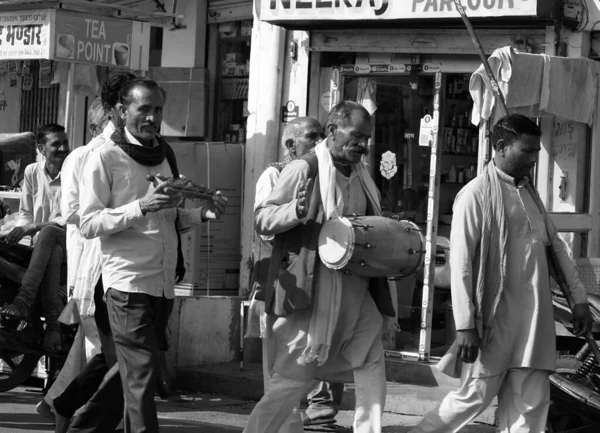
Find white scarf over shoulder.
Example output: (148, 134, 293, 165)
(303, 140, 398, 365)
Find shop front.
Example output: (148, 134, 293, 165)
(246, 0, 600, 375)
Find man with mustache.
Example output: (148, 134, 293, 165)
(245, 101, 395, 433)
(410, 114, 593, 433)
(0, 123, 70, 353)
(80, 76, 227, 432)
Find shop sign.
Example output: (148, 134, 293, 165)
(419, 114, 435, 147)
(282, 100, 300, 123)
(54, 11, 132, 68)
(0, 11, 51, 59)
(0, 9, 147, 69)
(262, 0, 538, 21)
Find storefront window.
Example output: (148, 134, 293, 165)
(548, 118, 590, 214)
(332, 65, 480, 355)
(214, 20, 252, 144)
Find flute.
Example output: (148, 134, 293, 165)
(146, 174, 223, 202)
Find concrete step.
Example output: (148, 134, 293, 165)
(175, 361, 496, 426)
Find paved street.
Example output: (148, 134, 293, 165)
(0, 385, 496, 433)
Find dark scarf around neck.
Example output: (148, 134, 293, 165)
(111, 127, 173, 170)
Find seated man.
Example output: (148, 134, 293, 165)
(0, 123, 70, 352)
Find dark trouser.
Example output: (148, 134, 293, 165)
(307, 382, 344, 411)
(12, 225, 66, 321)
(106, 289, 173, 433)
(53, 279, 123, 429)
(67, 363, 123, 433)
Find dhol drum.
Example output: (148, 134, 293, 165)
(318, 215, 424, 278)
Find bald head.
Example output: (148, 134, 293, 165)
(282, 117, 324, 158)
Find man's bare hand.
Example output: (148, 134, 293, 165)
(140, 180, 183, 215)
(4, 224, 35, 246)
(295, 178, 313, 219)
(456, 329, 480, 364)
(201, 191, 228, 221)
(572, 303, 593, 337)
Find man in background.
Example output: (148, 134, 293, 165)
(0, 124, 69, 353)
(249, 117, 344, 429)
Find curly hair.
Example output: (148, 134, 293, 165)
(101, 72, 137, 108)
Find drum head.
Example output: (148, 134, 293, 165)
(318, 217, 354, 270)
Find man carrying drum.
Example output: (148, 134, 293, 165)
(245, 101, 396, 433)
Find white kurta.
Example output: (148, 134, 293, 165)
(256, 162, 383, 382)
(476, 169, 555, 375)
(453, 168, 556, 377)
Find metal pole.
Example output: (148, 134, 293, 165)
(418, 72, 444, 362)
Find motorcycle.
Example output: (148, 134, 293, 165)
(548, 290, 600, 432)
(0, 241, 71, 393)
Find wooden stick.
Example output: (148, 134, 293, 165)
(452, 0, 508, 163)
(452, 0, 508, 117)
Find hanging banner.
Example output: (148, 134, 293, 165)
(261, 0, 542, 22)
(0, 10, 51, 59)
(54, 10, 133, 68)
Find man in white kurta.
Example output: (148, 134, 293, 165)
(245, 101, 395, 433)
(411, 114, 592, 433)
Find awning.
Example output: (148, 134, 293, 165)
(0, 0, 182, 26)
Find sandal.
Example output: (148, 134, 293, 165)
(0, 303, 26, 321)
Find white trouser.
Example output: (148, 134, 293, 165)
(410, 368, 550, 433)
(245, 353, 386, 433)
(261, 337, 305, 433)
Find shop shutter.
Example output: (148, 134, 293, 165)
(19, 62, 60, 134)
(208, 0, 253, 23)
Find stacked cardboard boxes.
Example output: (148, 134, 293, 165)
(167, 141, 244, 296)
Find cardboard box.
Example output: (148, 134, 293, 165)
(168, 141, 244, 294)
(152, 68, 208, 138)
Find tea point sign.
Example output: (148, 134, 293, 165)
(261, 0, 544, 21)
(0, 9, 149, 70)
